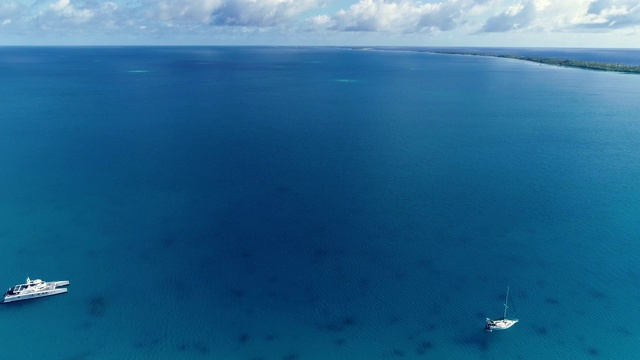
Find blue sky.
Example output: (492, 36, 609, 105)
(1, 0, 639, 46)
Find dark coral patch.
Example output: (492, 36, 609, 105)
(313, 248, 329, 258)
(616, 327, 633, 336)
(587, 347, 600, 356)
(415, 341, 433, 355)
(325, 315, 357, 332)
(160, 235, 176, 248)
(391, 349, 405, 357)
(534, 326, 548, 336)
(342, 315, 356, 326)
(589, 289, 605, 299)
(457, 332, 489, 352)
(425, 323, 438, 332)
(545, 297, 560, 305)
(87, 296, 107, 317)
(239, 332, 250, 344)
(191, 342, 209, 355)
(229, 287, 246, 299)
(176, 341, 210, 355)
(62, 352, 92, 360)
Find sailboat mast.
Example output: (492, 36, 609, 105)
(503, 286, 510, 318)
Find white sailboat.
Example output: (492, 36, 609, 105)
(485, 286, 519, 332)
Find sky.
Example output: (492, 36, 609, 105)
(0, 0, 639, 47)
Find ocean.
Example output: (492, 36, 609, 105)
(1, 46, 640, 359)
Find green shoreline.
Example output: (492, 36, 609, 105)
(430, 50, 640, 74)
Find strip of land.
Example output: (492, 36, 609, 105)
(430, 50, 640, 74)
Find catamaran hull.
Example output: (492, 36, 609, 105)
(3, 287, 68, 303)
(2, 280, 70, 304)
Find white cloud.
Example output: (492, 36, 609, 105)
(50, 0, 70, 11)
(0, 0, 129, 38)
(0, 0, 639, 45)
(303, 0, 542, 34)
(46, 0, 95, 23)
(576, 0, 640, 28)
(307, 0, 481, 33)
(0, 1, 19, 17)
(152, 0, 323, 26)
(155, 0, 224, 23)
(302, 0, 640, 36)
(101, 2, 118, 14)
(479, 0, 640, 32)
(481, 1, 536, 32)
(309, 14, 331, 26)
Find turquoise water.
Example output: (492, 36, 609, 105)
(1, 47, 640, 359)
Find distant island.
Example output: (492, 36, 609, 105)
(429, 50, 640, 74)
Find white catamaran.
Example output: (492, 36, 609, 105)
(485, 286, 519, 332)
(2, 277, 70, 303)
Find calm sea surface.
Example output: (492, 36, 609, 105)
(1, 47, 640, 359)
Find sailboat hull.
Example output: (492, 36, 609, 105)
(485, 286, 518, 332)
(486, 318, 519, 331)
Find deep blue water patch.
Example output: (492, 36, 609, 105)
(1, 46, 640, 359)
